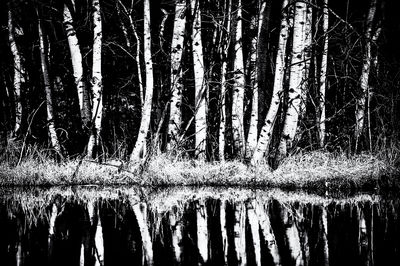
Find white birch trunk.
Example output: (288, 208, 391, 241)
(133, 203, 154, 266)
(37, 13, 62, 156)
(247, 201, 262, 266)
(251, 0, 290, 165)
(87, 0, 103, 158)
(321, 205, 329, 266)
(63, 3, 90, 127)
(191, 0, 207, 159)
(319, 0, 329, 148)
(278, 1, 307, 157)
(169, 208, 184, 263)
(88, 200, 104, 266)
(232, 0, 245, 157)
(234, 203, 247, 265)
(130, 0, 154, 162)
(355, 0, 378, 151)
(254, 201, 281, 265)
(220, 200, 228, 265)
(282, 207, 304, 266)
(168, 0, 186, 149)
(8, 9, 24, 136)
(196, 199, 209, 264)
(219, 0, 232, 161)
(245, 3, 263, 158)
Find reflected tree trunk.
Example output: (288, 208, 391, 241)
(169, 207, 184, 264)
(321, 205, 329, 266)
(196, 199, 209, 264)
(282, 206, 304, 266)
(255, 201, 281, 265)
(88, 200, 104, 266)
(48, 203, 58, 260)
(220, 200, 228, 264)
(247, 201, 261, 266)
(234, 203, 247, 265)
(133, 203, 154, 266)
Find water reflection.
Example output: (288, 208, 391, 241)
(0, 187, 398, 266)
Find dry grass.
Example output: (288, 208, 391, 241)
(0, 151, 398, 194)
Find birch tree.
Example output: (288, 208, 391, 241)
(37, 10, 62, 156)
(130, 0, 154, 162)
(8, 8, 24, 136)
(191, 0, 207, 158)
(168, 0, 187, 150)
(87, 0, 103, 158)
(63, 2, 91, 127)
(355, 0, 379, 151)
(220, 200, 228, 264)
(318, 0, 329, 148)
(278, 1, 307, 158)
(219, 0, 232, 161)
(245, 2, 263, 158)
(232, 0, 246, 157)
(251, 0, 290, 165)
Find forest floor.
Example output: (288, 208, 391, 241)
(0, 151, 398, 195)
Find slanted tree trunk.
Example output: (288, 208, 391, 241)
(219, 0, 232, 161)
(251, 0, 290, 165)
(278, 1, 307, 158)
(63, 2, 90, 127)
(133, 203, 154, 266)
(168, 0, 187, 150)
(232, 0, 246, 157)
(87, 0, 103, 159)
(355, 0, 379, 151)
(246, 201, 261, 266)
(282, 206, 304, 266)
(191, 0, 207, 159)
(130, 0, 154, 162)
(255, 201, 281, 265)
(318, 0, 329, 148)
(196, 199, 209, 264)
(8, 8, 24, 136)
(37, 11, 62, 156)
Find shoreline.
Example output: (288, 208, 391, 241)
(0, 151, 398, 195)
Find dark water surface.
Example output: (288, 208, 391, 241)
(0, 186, 398, 266)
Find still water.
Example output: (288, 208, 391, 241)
(0, 186, 398, 266)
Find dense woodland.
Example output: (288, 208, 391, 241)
(0, 0, 399, 165)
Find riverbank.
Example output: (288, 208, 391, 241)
(0, 151, 398, 194)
